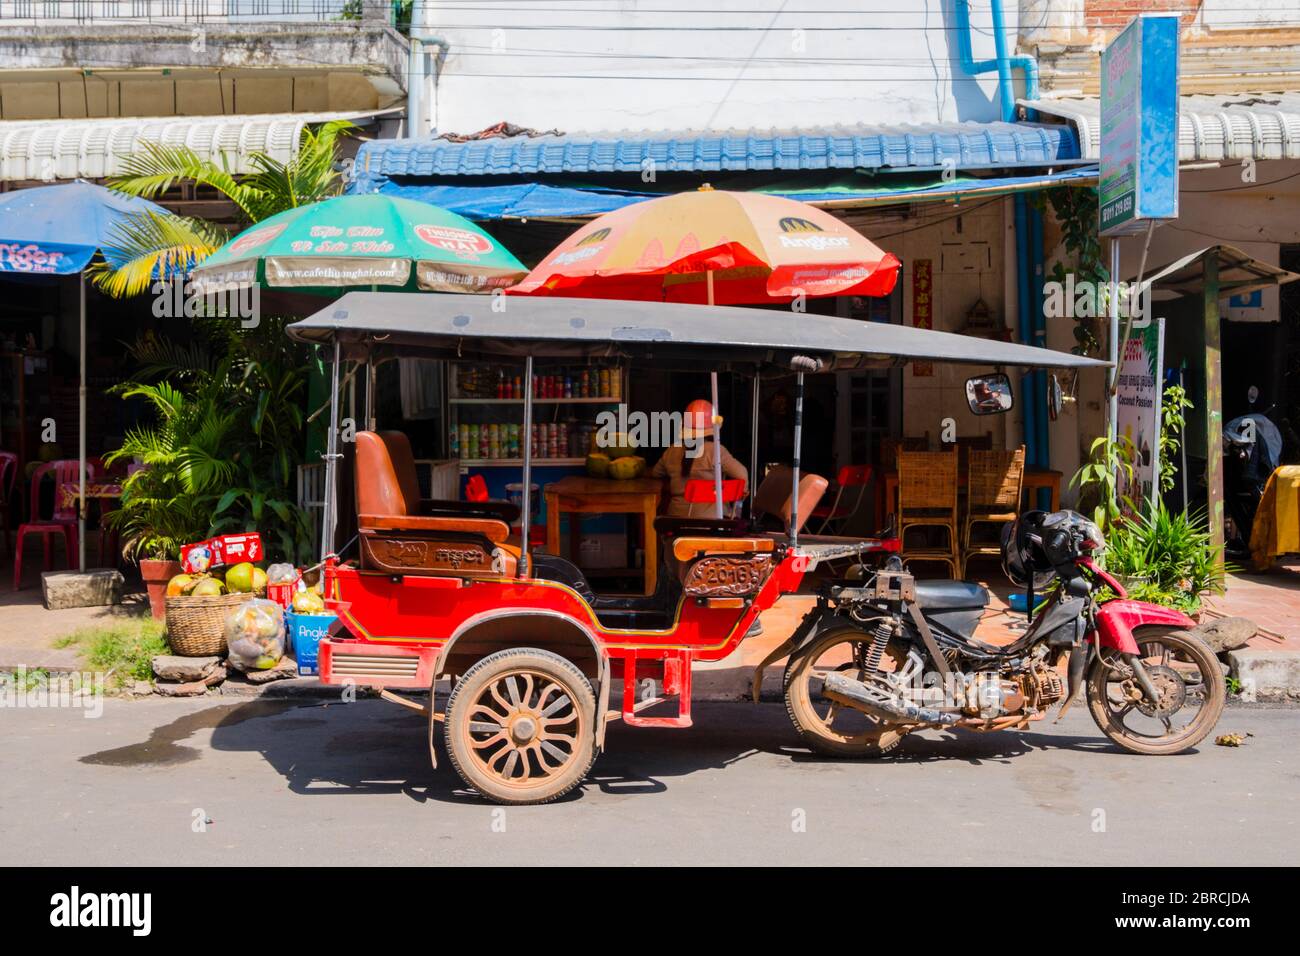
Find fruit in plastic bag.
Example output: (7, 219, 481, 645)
(292, 589, 326, 614)
(266, 563, 298, 584)
(223, 598, 285, 671)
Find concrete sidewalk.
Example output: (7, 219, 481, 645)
(1203, 558, 1300, 701)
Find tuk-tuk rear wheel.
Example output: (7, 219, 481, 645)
(444, 647, 597, 805)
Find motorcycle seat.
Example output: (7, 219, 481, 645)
(914, 580, 990, 611)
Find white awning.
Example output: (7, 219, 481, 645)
(0, 110, 392, 183)
(1019, 92, 1300, 164)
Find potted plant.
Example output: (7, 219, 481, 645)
(1102, 504, 1227, 615)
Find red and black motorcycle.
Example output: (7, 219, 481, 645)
(779, 510, 1226, 756)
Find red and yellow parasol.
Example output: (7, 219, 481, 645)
(507, 188, 900, 304)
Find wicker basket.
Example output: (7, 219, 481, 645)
(165, 592, 252, 657)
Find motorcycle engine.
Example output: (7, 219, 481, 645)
(1016, 660, 1066, 712)
(956, 673, 1025, 718)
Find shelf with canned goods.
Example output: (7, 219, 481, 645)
(448, 361, 627, 464)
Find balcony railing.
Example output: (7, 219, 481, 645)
(0, 0, 383, 23)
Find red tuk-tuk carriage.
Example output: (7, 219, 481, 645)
(286, 292, 1217, 805)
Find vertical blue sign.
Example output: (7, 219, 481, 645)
(1100, 14, 1180, 237)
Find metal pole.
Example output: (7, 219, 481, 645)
(748, 370, 760, 516)
(78, 274, 86, 572)
(518, 355, 534, 577)
(1203, 256, 1225, 572)
(321, 339, 342, 561)
(710, 371, 723, 519)
(790, 371, 805, 549)
(1107, 238, 1121, 442)
(365, 289, 377, 432)
(1150, 316, 1166, 514)
(364, 354, 376, 432)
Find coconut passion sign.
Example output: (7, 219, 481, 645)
(1099, 14, 1180, 237)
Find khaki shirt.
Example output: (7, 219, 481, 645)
(650, 441, 749, 517)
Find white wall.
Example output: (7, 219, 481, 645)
(835, 198, 1014, 449)
(423, 0, 1019, 133)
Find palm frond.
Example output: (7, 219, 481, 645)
(109, 141, 267, 220)
(88, 211, 227, 299)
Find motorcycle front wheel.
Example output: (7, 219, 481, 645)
(1086, 627, 1225, 755)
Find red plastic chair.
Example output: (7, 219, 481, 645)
(683, 477, 747, 518)
(464, 473, 490, 503)
(0, 451, 17, 558)
(13, 460, 94, 589)
(812, 464, 872, 534)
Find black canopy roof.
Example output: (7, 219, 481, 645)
(286, 292, 1109, 372)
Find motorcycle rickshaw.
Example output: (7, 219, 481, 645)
(287, 292, 1222, 805)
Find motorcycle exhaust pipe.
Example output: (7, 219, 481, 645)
(822, 672, 959, 726)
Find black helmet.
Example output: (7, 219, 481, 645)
(1001, 511, 1057, 588)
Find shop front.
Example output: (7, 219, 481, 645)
(331, 122, 1098, 578)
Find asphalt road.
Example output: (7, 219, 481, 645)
(1, 696, 1296, 866)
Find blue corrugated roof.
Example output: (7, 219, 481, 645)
(354, 122, 1081, 181)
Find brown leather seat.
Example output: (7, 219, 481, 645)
(355, 431, 518, 576)
(752, 466, 828, 535)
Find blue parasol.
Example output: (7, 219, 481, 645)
(0, 181, 171, 572)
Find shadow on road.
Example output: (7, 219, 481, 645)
(106, 697, 1158, 806)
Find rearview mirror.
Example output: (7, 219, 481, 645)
(1047, 374, 1064, 422)
(965, 373, 1013, 416)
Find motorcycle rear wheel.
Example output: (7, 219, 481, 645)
(1086, 627, 1225, 755)
(783, 626, 911, 758)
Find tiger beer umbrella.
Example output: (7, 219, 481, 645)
(191, 193, 526, 294)
(507, 187, 900, 304)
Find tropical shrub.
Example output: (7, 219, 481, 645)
(1102, 504, 1227, 612)
(1068, 435, 1137, 533)
(106, 318, 317, 565)
(1159, 384, 1193, 495)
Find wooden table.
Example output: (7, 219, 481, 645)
(58, 481, 123, 517)
(544, 475, 663, 596)
(881, 467, 1062, 519)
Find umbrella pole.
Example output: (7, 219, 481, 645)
(365, 286, 376, 431)
(705, 271, 724, 519)
(711, 372, 723, 519)
(519, 355, 534, 577)
(78, 274, 86, 572)
(749, 370, 760, 517)
(790, 371, 805, 549)
(322, 339, 342, 562)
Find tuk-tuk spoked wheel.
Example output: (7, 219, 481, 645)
(444, 647, 597, 805)
(783, 626, 911, 758)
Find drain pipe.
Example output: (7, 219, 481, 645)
(952, 0, 1039, 122)
(954, 0, 1046, 472)
(408, 1, 443, 137)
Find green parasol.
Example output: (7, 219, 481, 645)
(191, 193, 526, 294)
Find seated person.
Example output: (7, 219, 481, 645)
(650, 399, 748, 517)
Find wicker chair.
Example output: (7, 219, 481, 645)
(953, 431, 993, 477)
(961, 446, 1025, 577)
(896, 449, 959, 577)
